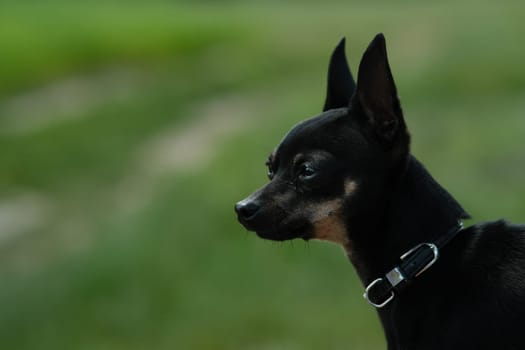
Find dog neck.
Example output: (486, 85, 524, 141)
(345, 155, 469, 286)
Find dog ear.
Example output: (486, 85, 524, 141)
(351, 33, 405, 142)
(323, 38, 356, 112)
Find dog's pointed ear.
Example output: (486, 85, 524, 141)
(323, 38, 356, 112)
(350, 33, 405, 142)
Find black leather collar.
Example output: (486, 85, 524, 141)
(363, 221, 464, 308)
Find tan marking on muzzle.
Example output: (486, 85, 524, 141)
(310, 180, 358, 256)
(310, 199, 352, 255)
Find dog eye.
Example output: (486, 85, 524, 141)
(298, 164, 316, 181)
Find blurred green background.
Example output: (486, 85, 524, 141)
(0, 1, 524, 349)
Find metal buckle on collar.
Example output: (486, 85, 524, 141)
(400, 243, 440, 277)
(363, 243, 440, 309)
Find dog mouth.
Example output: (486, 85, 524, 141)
(237, 215, 310, 241)
(254, 222, 311, 241)
(235, 202, 311, 241)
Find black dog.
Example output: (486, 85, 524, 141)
(235, 34, 525, 349)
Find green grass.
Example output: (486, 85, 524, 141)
(0, 1, 524, 349)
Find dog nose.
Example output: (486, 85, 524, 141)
(235, 200, 260, 221)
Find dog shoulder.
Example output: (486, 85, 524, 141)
(462, 220, 525, 300)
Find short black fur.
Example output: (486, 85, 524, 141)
(235, 33, 525, 349)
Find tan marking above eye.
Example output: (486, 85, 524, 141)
(344, 179, 358, 196)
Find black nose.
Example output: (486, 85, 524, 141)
(235, 201, 260, 221)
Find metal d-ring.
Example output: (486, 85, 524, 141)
(363, 278, 395, 308)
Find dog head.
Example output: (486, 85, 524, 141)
(235, 34, 410, 249)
